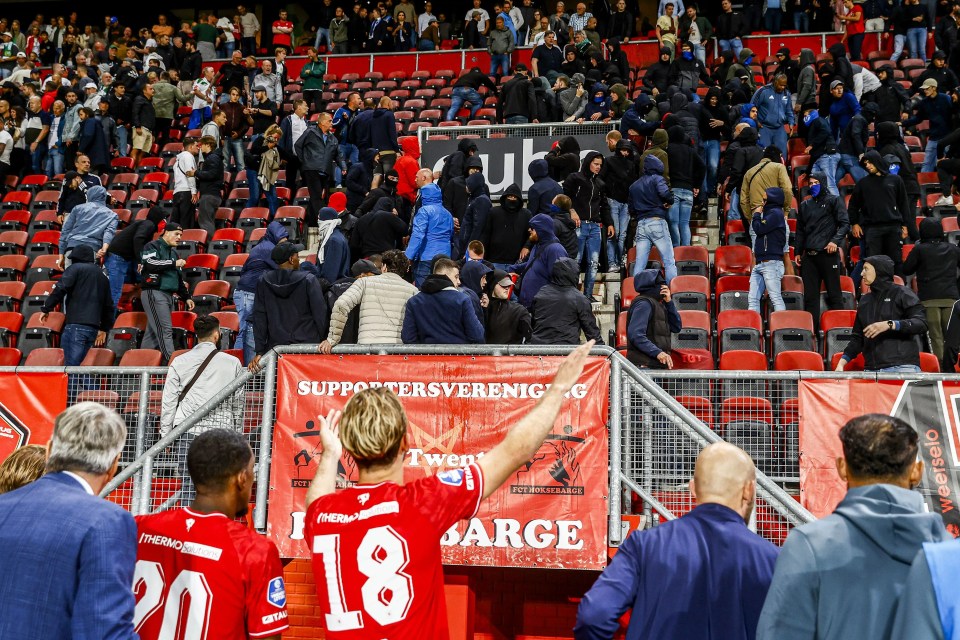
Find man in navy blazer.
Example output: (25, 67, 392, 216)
(0, 402, 137, 640)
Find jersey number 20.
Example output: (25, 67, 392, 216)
(313, 525, 414, 631)
(133, 561, 212, 639)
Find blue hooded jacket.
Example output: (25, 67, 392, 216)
(315, 207, 351, 283)
(405, 183, 453, 263)
(526, 159, 562, 215)
(401, 273, 485, 344)
(237, 221, 288, 293)
(619, 94, 659, 136)
(628, 155, 674, 218)
(625, 268, 682, 362)
(460, 172, 493, 253)
(59, 186, 119, 253)
(752, 187, 787, 262)
(507, 213, 569, 309)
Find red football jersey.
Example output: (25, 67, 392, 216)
(134, 508, 289, 640)
(306, 463, 485, 639)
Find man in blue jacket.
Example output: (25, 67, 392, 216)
(757, 413, 952, 640)
(625, 268, 682, 368)
(312, 206, 351, 284)
(526, 158, 562, 214)
(629, 154, 676, 282)
(508, 213, 569, 309)
(402, 258, 485, 344)
(58, 185, 119, 268)
(575, 442, 779, 640)
(892, 537, 960, 639)
(901, 77, 955, 172)
(748, 187, 787, 314)
(751, 73, 793, 158)
(406, 181, 454, 286)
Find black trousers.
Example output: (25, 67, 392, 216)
(171, 191, 195, 229)
(302, 89, 324, 115)
(302, 169, 329, 227)
(284, 155, 302, 194)
(865, 224, 904, 276)
(801, 250, 843, 323)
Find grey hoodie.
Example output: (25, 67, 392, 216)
(796, 48, 817, 107)
(757, 483, 951, 640)
(59, 185, 119, 254)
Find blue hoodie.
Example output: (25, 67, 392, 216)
(237, 221, 288, 293)
(59, 185, 119, 254)
(628, 155, 674, 218)
(752, 187, 787, 262)
(619, 94, 659, 137)
(507, 213, 569, 309)
(460, 172, 493, 253)
(526, 159, 562, 215)
(405, 183, 453, 263)
(625, 268, 682, 361)
(751, 84, 794, 128)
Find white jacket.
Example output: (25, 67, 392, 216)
(160, 342, 244, 436)
(328, 272, 418, 346)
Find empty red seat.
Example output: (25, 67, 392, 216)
(23, 347, 64, 366)
(774, 350, 824, 371)
(715, 275, 751, 312)
(80, 347, 116, 366)
(717, 310, 763, 354)
(118, 349, 163, 367)
(714, 245, 753, 279)
(0, 347, 20, 366)
(192, 281, 231, 315)
(670, 275, 710, 313)
(768, 310, 816, 359)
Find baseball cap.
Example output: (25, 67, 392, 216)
(921, 78, 938, 90)
(830, 80, 844, 90)
(16, 52, 25, 58)
(1, 32, 11, 38)
(145, 39, 157, 48)
(164, 221, 183, 232)
(253, 84, 268, 93)
(271, 242, 306, 264)
(351, 259, 382, 277)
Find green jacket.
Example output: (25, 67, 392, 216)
(151, 81, 188, 120)
(330, 17, 349, 45)
(141, 237, 188, 296)
(300, 60, 327, 91)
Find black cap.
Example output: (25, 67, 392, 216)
(514, 63, 528, 72)
(271, 242, 305, 264)
(934, 49, 947, 60)
(351, 259, 382, 276)
(164, 221, 183, 232)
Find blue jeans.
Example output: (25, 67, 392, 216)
(490, 53, 510, 75)
(419, 40, 436, 51)
(221, 40, 236, 57)
(693, 44, 706, 66)
(793, 11, 810, 31)
(923, 139, 938, 173)
(667, 188, 694, 247)
(748, 259, 785, 313)
(30, 146, 47, 174)
(233, 289, 256, 365)
(759, 125, 788, 159)
(336, 142, 359, 186)
(314, 27, 330, 48)
(702, 139, 721, 194)
(633, 217, 677, 283)
(188, 107, 212, 130)
(224, 137, 245, 171)
(577, 221, 601, 299)
(879, 364, 921, 373)
(246, 168, 261, 208)
(606, 198, 630, 267)
(448, 86, 483, 121)
(505, 115, 528, 125)
(728, 188, 741, 221)
(891, 34, 906, 61)
(413, 260, 431, 287)
(907, 27, 927, 61)
(837, 153, 867, 185)
(105, 253, 137, 311)
(45, 148, 64, 178)
(62, 324, 98, 367)
(764, 7, 782, 33)
(813, 153, 841, 195)
(718, 38, 743, 60)
(115, 125, 129, 157)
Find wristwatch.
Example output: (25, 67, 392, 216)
(887, 320, 894, 330)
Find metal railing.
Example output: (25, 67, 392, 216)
(417, 120, 619, 143)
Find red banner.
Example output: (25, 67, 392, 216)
(268, 354, 610, 569)
(800, 379, 960, 537)
(0, 372, 68, 464)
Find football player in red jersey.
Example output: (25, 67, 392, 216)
(134, 429, 289, 640)
(304, 340, 594, 639)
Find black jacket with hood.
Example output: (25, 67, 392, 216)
(549, 203, 580, 259)
(351, 196, 407, 259)
(795, 172, 850, 252)
(483, 268, 532, 344)
(667, 92, 702, 147)
(563, 152, 613, 228)
(666, 126, 705, 192)
(40, 244, 113, 331)
(530, 257, 602, 345)
(527, 159, 563, 214)
(443, 156, 481, 222)
(253, 267, 329, 355)
(461, 172, 493, 250)
(601, 139, 640, 203)
(546, 136, 581, 183)
(107, 207, 167, 262)
(641, 48, 672, 94)
(874, 65, 911, 125)
(876, 121, 920, 197)
(843, 255, 927, 370)
(848, 150, 914, 232)
(903, 217, 960, 301)
(344, 148, 376, 211)
(481, 184, 531, 264)
(626, 268, 682, 368)
(829, 43, 855, 91)
(728, 126, 762, 190)
(440, 138, 478, 189)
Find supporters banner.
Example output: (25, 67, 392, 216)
(0, 372, 67, 464)
(800, 379, 960, 537)
(268, 354, 611, 569)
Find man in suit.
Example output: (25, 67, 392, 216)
(0, 402, 137, 640)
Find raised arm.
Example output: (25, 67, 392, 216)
(305, 410, 342, 508)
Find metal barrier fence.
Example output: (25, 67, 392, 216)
(417, 120, 619, 143)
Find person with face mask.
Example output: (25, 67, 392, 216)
(483, 268, 532, 344)
(481, 184, 531, 270)
(667, 41, 711, 95)
(578, 82, 612, 122)
(795, 172, 850, 323)
(836, 101, 876, 185)
(641, 47, 673, 96)
(801, 102, 841, 195)
(903, 217, 960, 364)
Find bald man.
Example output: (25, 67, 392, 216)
(574, 443, 779, 640)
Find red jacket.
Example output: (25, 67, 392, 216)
(395, 136, 421, 203)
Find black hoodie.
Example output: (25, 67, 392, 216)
(728, 126, 762, 190)
(563, 152, 614, 227)
(440, 138, 478, 189)
(641, 48, 672, 94)
(601, 139, 640, 203)
(848, 150, 913, 230)
(481, 184, 532, 264)
(903, 218, 960, 301)
(443, 156, 481, 222)
(530, 257, 603, 345)
(483, 268, 532, 344)
(876, 121, 920, 197)
(344, 148, 377, 211)
(666, 126, 706, 191)
(829, 43, 855, 90)
(253, 267, 329, 355)
(795, 171, 850, 252)
(546, 136, 581, 182)
(843, 255, 927, 370)
(351, 196, 407, 259)
(40, 244, 113, 332)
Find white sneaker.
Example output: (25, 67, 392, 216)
(934, 195, 954, 207)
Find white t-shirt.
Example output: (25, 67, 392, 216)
(192, 77, 215, 110)
(0, 129, 12, 164)
(173, 150, 198, 194)
(688, 21, 701, 46)
(48, 115, 61, 150)
(467, 8, 490, 32)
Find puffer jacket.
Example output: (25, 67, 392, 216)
(507, 213, 570, 308)
(482, 184, 531, 264)
(406, 183, 453, 262)
(328, 272, 419, 345)
(903, 218, 960, 301)
(59, 186, 118, 253)
(563, 151, 613, 227)
(601, 140, 640, 203)
(629, 154, 673, 218)
(236, 221, 288, 293)
(843, 255, 927, 370)
(530, 258, 602, 345)
(527, 159, 563, 214)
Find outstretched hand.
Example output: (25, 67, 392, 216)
(551, 340, 594, 395)
(317, 409, 342, 461)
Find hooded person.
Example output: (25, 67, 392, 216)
(668, 41, 711, 95)
(665, 125, 705, 247)
(876, 122, 921, 205)
(608, 83, 631, 119)
(564, 151, 615, 300)
(800, 101, 840, 194)
(401, 259, 485, 345)
(527, 159, 563, 215)
(774, 46, 799, 92)
(795, 171, 850, 322)
(619, 93, 660, 137)
(641, 46, 673, 95)
(725, 125, 762, 221)
(795, 48, 817, 108)
(668, 90, 702, 147)
(483, 268, 532, 344)
(640, 128, 671, 185)
(601, 139, 640, 267)
(357, 169, 402, 216)
(529, 257, 603, 345)
(443, 155, 481, 223)
(406, 183, 454, 286)
(748, 187, 788, 314)
(737, 102, 757, 128)
(828, 42, 855, 89)
(624, 268, 681, 368)
(233, 220, 289, 362)
(58, 185, 119, 263)
(545, 135, 581, 182)
(837, 254, 928, 372)
(580, 82, 611, 121)
(104, 206, 168, 309)
(344, 148, 377, 212)
(350, 196, 407, 260)
(873, 65, 911, 125)
(836, 101, 876, 184)
(394, 136, 421, 209)
(713, 50, 736, 86)
(460, 171, 493, 257)
(481, 183, 531, 269)
(605, 38, 630, 86)
(725, 47, 755, 93)
(507, 213, 569, 308)
(439, 138, 478, 188)
(629, 154, 677, 282)
(903, 217, 960, 362)
(310, 206, 351, 284)
(460, 260, 492, 300)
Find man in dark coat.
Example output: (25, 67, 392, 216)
(481, 183, 531, 270)
(77, 108, 109, 174)
(483, 268, 532, 344)
(624, 268, 682, 368)
(526, 158, 562, 214)
(508, 213, 570, 309)
(529, 257, 602, 345)
(401, 258, 485, 344)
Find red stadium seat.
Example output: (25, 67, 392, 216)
(774, 350, 825, 371)
(674, 310, 711, 353)
(717, 310, 763, 354)
(714, 245, 753, 279)
(768, 310, 816, 359)
(119, 349, 163, 367)
(919, 352, 940, 373)
(192, 281, 231, 315)
(23, 348, 64, 366)
(80, 348, 116, 366)
(715, 275, 751, 312)
(670, 275, 710, 313)
(820, 310, 857, 363)
(0, 255, 28, 281)
(0, 347, 20, 366)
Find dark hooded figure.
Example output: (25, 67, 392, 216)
(796, 48, 817, 108)
(357, 169, 402, 216)
(545, 135, 581, 182)
(580, 82, 612, 121)
(507, 213, 570, 308)
(641, 47, 673, 95)
(530, 257, 603, 345)
(440, 138, 478, 189)
(876, 122, 921, 206)
(483, 268, 532, 344)
(443, 156, 481, 224)
(838, 255, 927, 372)
(712, 50, 735, 87)
(619, 94, 659, 137)
(774, 47, 799, 93)
(605, 38, 630, 86)
(481, 184, 532, 268)
(527, 159, 563, 214)
(796, 171, 850, 323)
(721, 76, 751, 107)
(828, 42, 855, 90)
(669, 91, 702, 147)
(564, 151, 614, 299)
(726, 126, 762, 218)
(874, 65, 911, 125)
(665, 125, 705, 246)
(625, 268, 682, 368)
(461, 171, 493, 255)
(903, 218, 960, 363)
(460, 260, 492, 300)
(344, 148, 377, 212)
(401, 265, 485, 345)
(350, 196, 407, 259)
